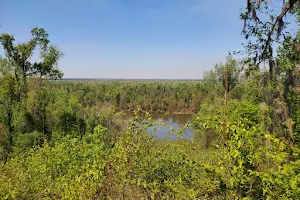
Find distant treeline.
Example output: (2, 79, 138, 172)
(59, 78, 203, 81)
(48, 80, 213, 114)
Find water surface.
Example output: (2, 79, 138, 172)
(125, 113, 193, 140)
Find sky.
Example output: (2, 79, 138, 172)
(1, 0, 248, 79)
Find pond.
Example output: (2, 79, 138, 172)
(125, 113, 193, 140)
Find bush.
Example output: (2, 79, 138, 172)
(0, 127, 107, 199)
(227, 100, 260, 126)
(205, 119, 300, 199)
(13, 131, 44, 154)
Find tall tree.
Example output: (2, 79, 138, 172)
(0, 27, 63, 151)
(242, 0, 300, 142)
(204, 56, 241, 143)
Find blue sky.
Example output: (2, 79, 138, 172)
(1, 0, 248, 79)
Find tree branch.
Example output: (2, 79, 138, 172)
(261, 0, 298, 59)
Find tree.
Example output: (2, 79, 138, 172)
(212, 56, 240, 94)
(242, 0, 300, 65)
(277, 30, 300, 143)
(241, 0, 300, 140)
(0, 27, 63, 151)
(203, 56, 241, 143)
(0, 73, 17, 152)
(0, 27, 63, 98)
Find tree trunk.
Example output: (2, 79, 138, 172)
(7, 107, 13, 152)
(222, 70, 229, 145)
(283, 69, 294, 144)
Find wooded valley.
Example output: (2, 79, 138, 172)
(0, 0, 300, 199)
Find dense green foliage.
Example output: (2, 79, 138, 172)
(0, 1, 300, 199)
(52, 79, 207, 114)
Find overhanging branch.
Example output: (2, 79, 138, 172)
(261, 0, 298, 58)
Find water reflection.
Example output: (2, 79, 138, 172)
(125, 113, 193, 140)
